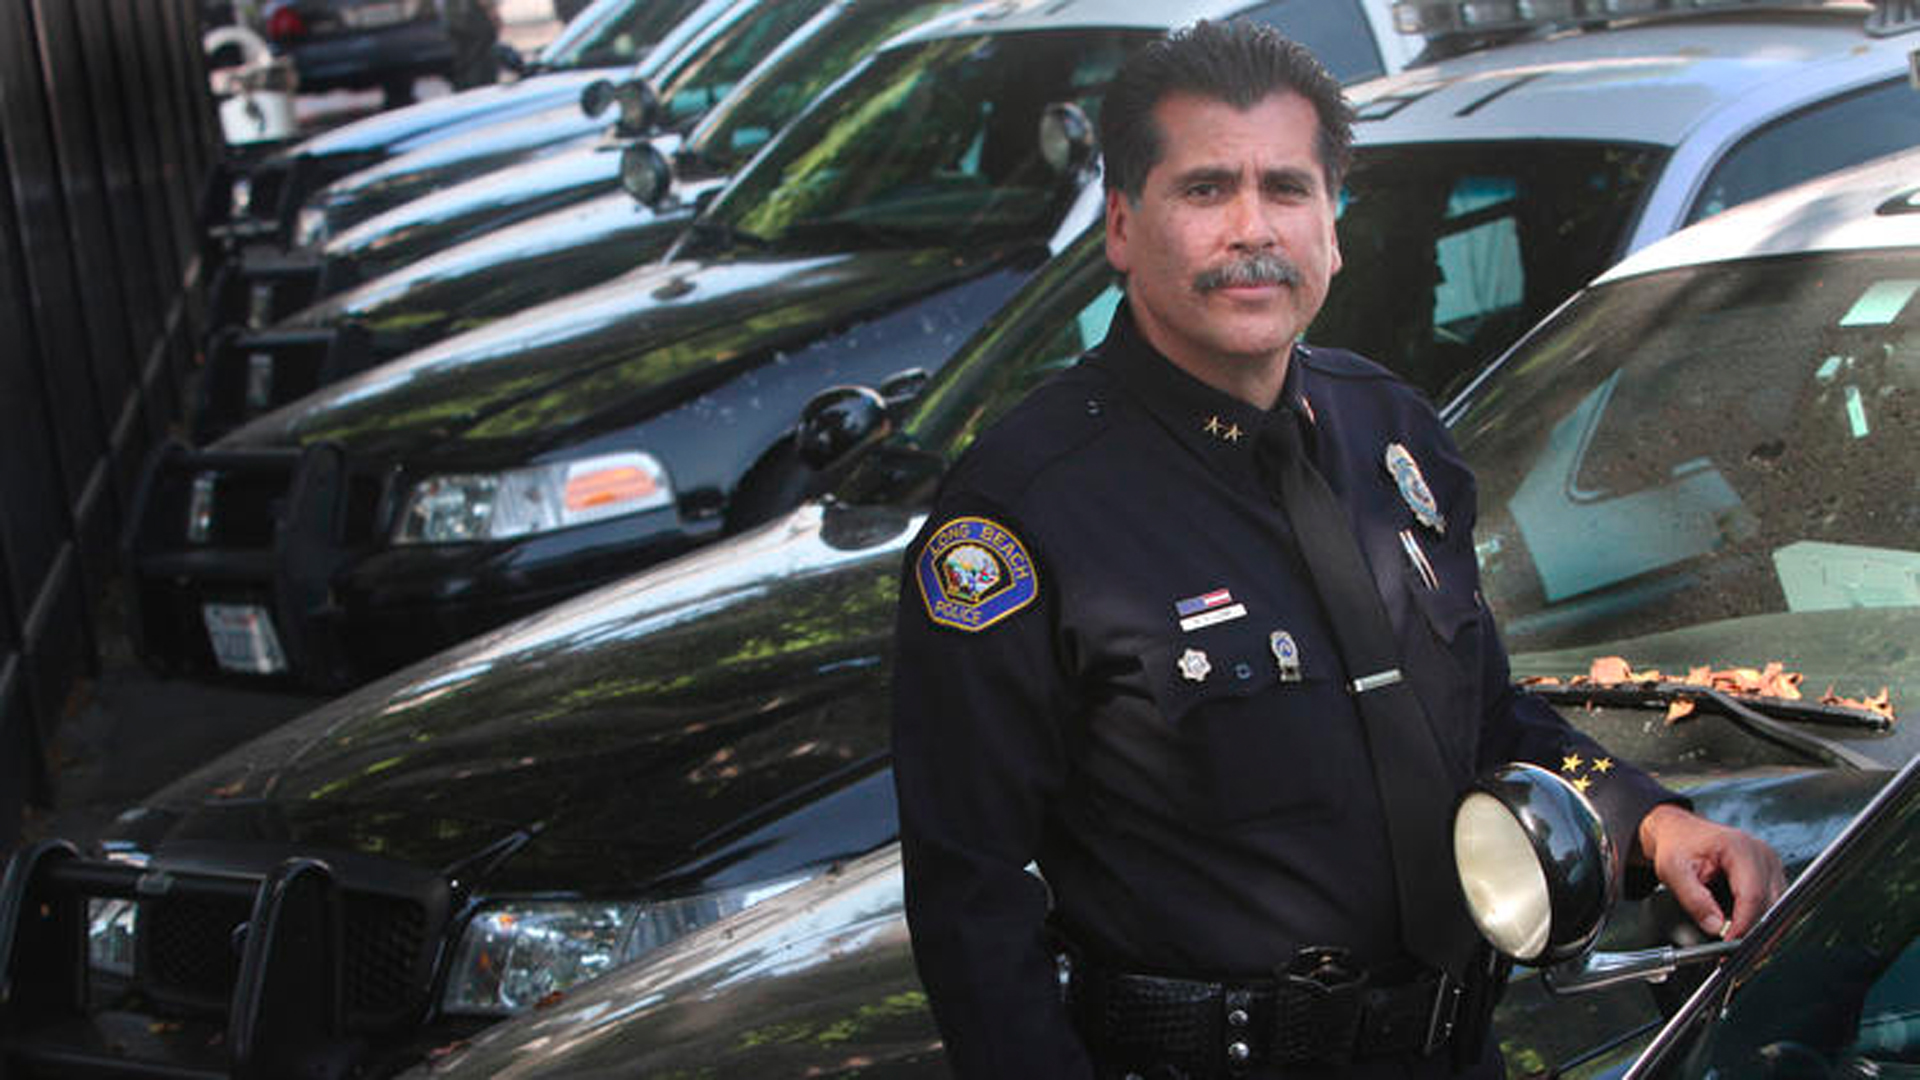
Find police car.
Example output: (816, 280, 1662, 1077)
(215, 0, 710, 245)
(128, 0, 1415, 691)
(29, 141, 1913, 1080)
(1315, 0, 1920, 404)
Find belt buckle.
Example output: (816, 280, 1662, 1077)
(1273, 946, 1366, 1067)
(1421, 970, 1463, 1056)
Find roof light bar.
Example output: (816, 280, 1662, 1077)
(1392, 0, 1910, 37)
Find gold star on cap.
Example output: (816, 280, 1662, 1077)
(1223, 423, 1244, 443)
(1592, 757, 1614, 774)
(1203, 415, 1224, 436)
(1571, 776, 1592, 793)
(1561, 753, 1583, 773)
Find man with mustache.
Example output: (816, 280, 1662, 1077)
(890, 20, 1782, 1080)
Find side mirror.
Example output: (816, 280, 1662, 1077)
(795, 386, 890, 470)
(878, 368, 930, 409)
(612, 78, 663, 137)
(1454, 764, 1743, 993)
(1039, 101, 1096, 178)
(493, 42, 525, 77)
(581, 78, 616, 118)
(619, 141, 674, 208)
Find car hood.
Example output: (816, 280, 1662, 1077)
(221, 243, 1023, 459)
(315, 103, 610, 222)
(283, 69, 621, 164)
(110, 500, 922, 895)
(320, 136, 661, 262)
(399, 764, 1895, 1079)
(285, 189, 697, 334)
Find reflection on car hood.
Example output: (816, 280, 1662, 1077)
(116, 501, 922, 894)
(286, 190, 693, 330)
(321, 134, 691, 261)
(398, 766, 1892, 1079)
(222, 245, 1017, 458)
(1510, 606, 1920, 768)
(285, 70, 621, 162)
(320, 101, 608, 206)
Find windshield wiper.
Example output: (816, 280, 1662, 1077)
(1526, 682, 1890, 771)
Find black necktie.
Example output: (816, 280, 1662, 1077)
(1255, 408, 1477, 978)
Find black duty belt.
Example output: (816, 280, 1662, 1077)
(1065, 945, 1461, 1076)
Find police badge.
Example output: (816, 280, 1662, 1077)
(1384, 443, 1445, 535)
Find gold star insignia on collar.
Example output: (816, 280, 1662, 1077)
(1561, 753, 1583, 773)
(1570, 775, 1592, 793)
(1203, 415, 1224, 436)
(1223, 423, 1244, 443)
(1591, 757, 1613, 774)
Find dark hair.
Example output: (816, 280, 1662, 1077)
(1099, 18, 1355, 202)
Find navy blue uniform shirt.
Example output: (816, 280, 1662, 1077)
(890, 306, 1675, 1079)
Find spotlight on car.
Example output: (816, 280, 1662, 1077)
(619, 141, 674, 208)
(1453, 763, 1616, 965)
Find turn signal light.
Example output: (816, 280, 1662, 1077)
(564, 464, 660, 512)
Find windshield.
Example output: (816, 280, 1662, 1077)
(686, 0, 966, 169)
(652, 0, 836, 130)
(1651, 768, 1920, 1077)
(1313, 140, 1664, 405)
(1453, 249, 1918, 717)
(539, 0, 706, 70)
(703, 29, 1137, 250)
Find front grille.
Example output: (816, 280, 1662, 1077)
(203, 467, 297, 548)
(140, 888, 435, 1029)
(345, 893, 428, 1017)
(145, 893, 249, 1004)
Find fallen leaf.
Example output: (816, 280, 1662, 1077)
(1588, 656, 1634, 684)
(1664, 698, 1696, 725)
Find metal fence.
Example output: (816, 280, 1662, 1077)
(0, 0, 218, 832)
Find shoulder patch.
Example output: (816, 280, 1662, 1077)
(915, 516, 1039, 632)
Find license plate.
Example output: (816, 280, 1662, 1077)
(202, 603, 290, 675)
(343, 1, 408, 28)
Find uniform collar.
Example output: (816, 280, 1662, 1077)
(1092, 300, 1318, 481)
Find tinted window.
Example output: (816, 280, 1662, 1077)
(655, 0, 834, 128)
(1686, 79, 1920, 226)
(708, 30, 1136, 249)
(688, 0, 966, 167)
(1311, 141, 1663, 403)
(540, 0, 707, 69)
(1450, 249, 1920, 709)
(1244, 0, 1383, 83)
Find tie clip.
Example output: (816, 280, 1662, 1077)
(1350, 669, 1403, 694)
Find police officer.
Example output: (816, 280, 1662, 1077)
(889, 19, 1784, 1080)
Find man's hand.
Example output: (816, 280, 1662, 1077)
(1637, 803, 1786, 940)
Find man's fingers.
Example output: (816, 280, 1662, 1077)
(1664, 862, 1727, 939)
(1718, 837, 1786, 939)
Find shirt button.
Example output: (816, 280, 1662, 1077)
(1234, 662, 1252, 681)
(1227, 1008, 1249, 1027)
(1085, 398, 1103, 416)
(1227, 1041, 1251, 1064)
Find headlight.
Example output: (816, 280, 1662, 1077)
(87, 899, 139, 977)
(294, 204, 328, 247)
(441, 874, 812, 1015)
(393, 451, 673, 545)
